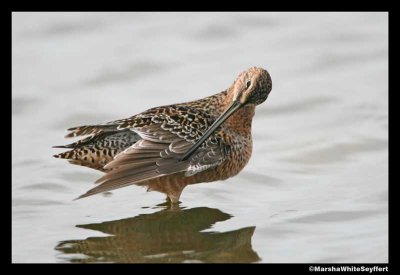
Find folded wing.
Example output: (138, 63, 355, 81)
(75, 105, 229, 199)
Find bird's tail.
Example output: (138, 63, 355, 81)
(53, 129, 140, 171)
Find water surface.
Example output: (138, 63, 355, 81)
(12, 12, 388, 263)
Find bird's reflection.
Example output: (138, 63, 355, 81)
(56, 206, 260, 263)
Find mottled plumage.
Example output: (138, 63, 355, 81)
(54, 67, 272, 203)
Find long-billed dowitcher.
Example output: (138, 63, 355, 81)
(54, 67, 272, 203)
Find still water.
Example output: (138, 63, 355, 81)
(12, 12, 388, 263)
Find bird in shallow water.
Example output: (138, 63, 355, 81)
(53, 67, 272, 204)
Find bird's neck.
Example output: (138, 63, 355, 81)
(186, 89, 255, 134)
(225, 104, 255, 135)
(222, 89, 255, 134)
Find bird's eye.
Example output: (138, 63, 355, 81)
(246, 81, 251, 89)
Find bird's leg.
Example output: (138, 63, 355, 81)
(148, 180, 186, 204)
(161, 197, 181, 211)
(167, 193, 181, 204)
(166, 183, 187, 204)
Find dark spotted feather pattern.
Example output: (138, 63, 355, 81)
(53, 67, 272, 203)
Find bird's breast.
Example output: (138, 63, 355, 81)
(217, 128, 253, 180)
(202, 104, 255, 181)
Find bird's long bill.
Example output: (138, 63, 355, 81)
(180, 100, 242, 161)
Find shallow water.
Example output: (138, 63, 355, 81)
(12, 12, 388, 263)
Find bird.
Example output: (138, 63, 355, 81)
(53, 67, 272, 204)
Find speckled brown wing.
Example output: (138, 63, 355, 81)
(53, 130, 140, 171)
(76, 105, 230, 199)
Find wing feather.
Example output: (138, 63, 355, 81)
(76, 105, 230, 199)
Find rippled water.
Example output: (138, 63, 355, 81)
(12, 12, 388, 263)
